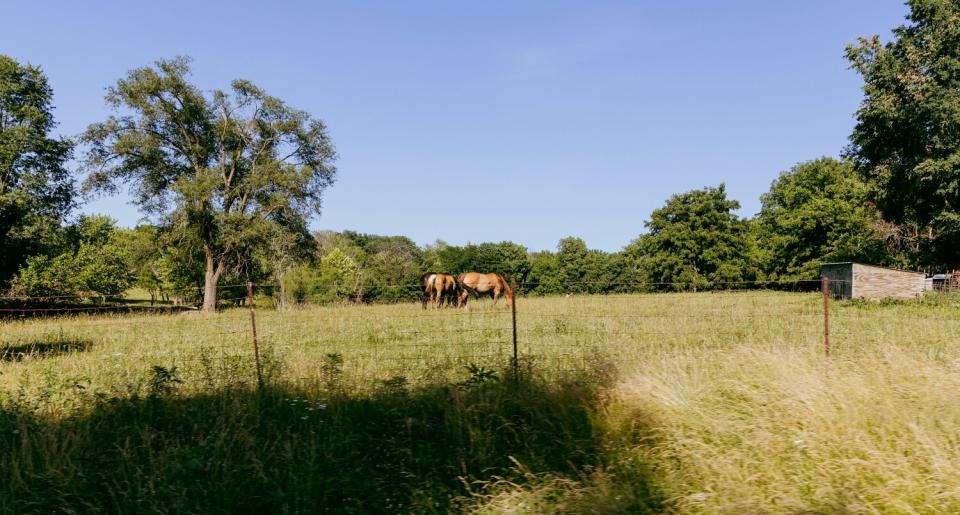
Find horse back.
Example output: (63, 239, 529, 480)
(459, 272, 502, 292)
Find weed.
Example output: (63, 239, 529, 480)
(320, 352, 344, 393)
(459, 364, 498, 388)
(147, 365, 182, 397)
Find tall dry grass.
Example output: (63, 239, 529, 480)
(608, 346, 960, 513)
(1, 291, 960, 512)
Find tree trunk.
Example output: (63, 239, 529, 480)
(201, 249, 223, 313)
(277, 272, 287, 311)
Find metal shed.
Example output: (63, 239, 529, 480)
(820, 262, 926, 300)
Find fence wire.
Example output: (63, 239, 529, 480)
(4, 278, 957, 388)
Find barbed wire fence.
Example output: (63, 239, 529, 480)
(7, 276, 960, 390)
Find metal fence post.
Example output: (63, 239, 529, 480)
(247, 282, 264, 389)
(511, 278, 519, 381)
(822, 276, 830, 357)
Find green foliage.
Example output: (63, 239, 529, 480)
(281, 248, 362, 305)
(527, 238, 640, 295)
(755, 158, 890, 279)
(420, 240, 456, 272)
(344, 233, 422, 302)
(527, 251, 565, 295)
(422, 240, 531, 283)
(10, 215, 133, 297)
(121, 225, 168, 301)
(0, 55, 74, 287)
(297, 231, 645, 302)
(260, 224, 315, 309)
(459, 363, 499, 388)
(282, 264, 321, 304)
(471, 241, 531, 283)
(629, 185, 755, 289)
(81, 56, 337, 311)
(846, 0, 960, 268)
(320, 248, 361, 298)
(147, 365, 182, 398)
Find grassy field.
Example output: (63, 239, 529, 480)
(2, 291, 960, 513)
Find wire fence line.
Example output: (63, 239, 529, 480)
(5, 277, 959, 388)
(0, 278, 830, 304)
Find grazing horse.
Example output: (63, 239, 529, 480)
(420, 272, 437, 309)
(432, 273, 458, 308)
(457, 272, 514, 308)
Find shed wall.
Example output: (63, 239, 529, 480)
(820, 263, 853, 299)
(851, 264, 926, 300)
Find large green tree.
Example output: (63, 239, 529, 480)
(846, 0, 960, 268)
(629, 185, 755, 289)
(82, 57, 337, 311)
(756, 158, 889, 279)
(0, 55, 73, 287)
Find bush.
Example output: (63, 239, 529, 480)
(10, 219, 132, 298)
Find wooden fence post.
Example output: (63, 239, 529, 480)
(822, 276, 830, 357)
(247, 282, 264, 389)
(511, 278, 519, 381)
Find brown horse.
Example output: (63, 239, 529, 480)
(457, 272, 514, 308)
(421, 272, 458, 308)
(420, 272, 437, 309)
(432, 273, 458, 308)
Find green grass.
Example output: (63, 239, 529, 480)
(2, 292, 960, 513)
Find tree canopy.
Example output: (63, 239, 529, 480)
(846, 0, 960, 268)
(629, 185, 755, 288)
(82, 57, 337, 311)
(755, 158, 888, 279)
(0, 55, 73, 286)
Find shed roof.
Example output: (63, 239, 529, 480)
(820, 262, 924, 276)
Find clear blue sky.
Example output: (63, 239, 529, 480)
(3, 1, 908, 252)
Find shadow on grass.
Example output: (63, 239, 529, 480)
(0, 367, 663, 514)
(0, 339, 93, 362)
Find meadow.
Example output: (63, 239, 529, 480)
(2, 291, 960, 513)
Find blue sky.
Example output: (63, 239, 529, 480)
(3, 1, 908, 252)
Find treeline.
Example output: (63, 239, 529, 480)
(2, 156, 894, 305)
(3, 0, 958, 307)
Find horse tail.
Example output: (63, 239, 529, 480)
(499, 274, 514, 303)
(420, 272, 436, 309)
(421, 272, 435, 292)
